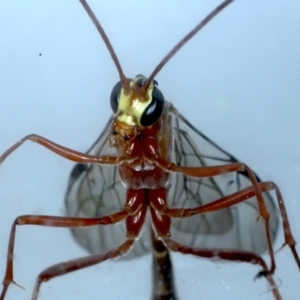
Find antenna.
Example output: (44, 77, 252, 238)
(144, 0, 234, 89)
(79, 0, 234, 93)
(79, 0, 130, 94)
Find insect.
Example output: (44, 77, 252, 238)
(0, 0, 300, 300)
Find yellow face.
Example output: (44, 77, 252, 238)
(117, 75, 156, 127)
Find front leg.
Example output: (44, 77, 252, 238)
(0, 134, 123, 165)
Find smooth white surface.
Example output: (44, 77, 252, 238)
(0, 1, 299, 299)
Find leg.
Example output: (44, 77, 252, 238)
(152, 158, 274, 263)
(1, 189, 148, 299)
(0, 134, 123, 165)
(163, 238, 282, 300)
(161, 181, 300, 273)
(0, 211, 129, 300)
(31, 203, 148, 300)
(153, 158, 269, 221)
(31, 239, 134, 300)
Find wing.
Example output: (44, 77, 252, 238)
(65, 117, 151, 259)
(65, 105, 279, 260)
(167, 104, 279, 254)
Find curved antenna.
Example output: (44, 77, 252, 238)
(79, 0, 130, 93)
(145, 0, 234, 89)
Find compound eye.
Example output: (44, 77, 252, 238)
(140, 87, 165, 127)
(110, 81, 122, 113)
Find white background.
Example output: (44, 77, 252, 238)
(0, 0, 300, 299)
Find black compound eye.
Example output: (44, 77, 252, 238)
(140, 87, 165, 127)
(110, 81, 122, 113)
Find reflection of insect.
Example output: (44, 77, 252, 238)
(0, 0, 300, 299)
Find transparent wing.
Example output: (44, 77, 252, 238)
(66, 105, 279, 260)
(168, 104, 279, 254)
(65, 116, 151, 259)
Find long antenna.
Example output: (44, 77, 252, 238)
(144, 0, 234, 89)
(80, 0, 234, 93)
(79, 0, 130, 93)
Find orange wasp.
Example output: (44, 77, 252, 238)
(0, 0, 300, 299)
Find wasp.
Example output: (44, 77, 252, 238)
(0, 1, 299, 299)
